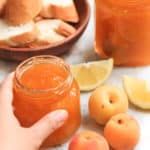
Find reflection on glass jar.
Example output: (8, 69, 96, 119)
(13, 55, 81, 147)
(95, 0, 150, 66)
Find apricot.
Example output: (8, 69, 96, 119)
(89, 85, 128, 125)
(68, 130, 109, 150)
(104, 113, 140, 150)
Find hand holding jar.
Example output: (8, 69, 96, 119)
(0, 73, 68, 150)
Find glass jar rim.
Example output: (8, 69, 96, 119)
(14, 55, 73, 94)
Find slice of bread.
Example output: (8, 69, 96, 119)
(40, 0, 79, 23)
(29, 19, 76, 47)
(29, 19, 66, 47)
(0, 19, 37, 47)
(38, 19, 76, 36)
(4, 0, 42, 25)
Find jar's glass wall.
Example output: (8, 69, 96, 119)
(95, 0, 150, 66)
(13, 56, 81, 147)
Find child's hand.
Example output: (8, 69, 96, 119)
(0, 73, 68, 150)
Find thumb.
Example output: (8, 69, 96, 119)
(30, 109, 68, 144)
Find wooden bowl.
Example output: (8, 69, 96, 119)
(0, 0, 90, 61)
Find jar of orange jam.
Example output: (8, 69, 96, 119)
(95, 0, 150, 66)
(13, 55, 81, 147)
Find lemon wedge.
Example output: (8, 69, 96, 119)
(123, 76, 150, 109)
(71, 59, 113, 91)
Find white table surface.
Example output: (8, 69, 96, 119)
(0, 1, 150, 150)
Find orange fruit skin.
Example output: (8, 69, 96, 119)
(89, 85, 128, 125)
(104, 113, 140, 150)
(69, 131, 109, 150)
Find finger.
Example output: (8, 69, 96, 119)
(30, 110, 68, 145)
(0, 72, 14, 110)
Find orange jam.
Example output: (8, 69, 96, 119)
(95, 0, 150, 66)
(13, 56, 81, 147)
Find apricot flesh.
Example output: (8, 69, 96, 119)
(68, 130, 109, 150)
(89, 85, 128, 125)
(104, 113, 140, 150)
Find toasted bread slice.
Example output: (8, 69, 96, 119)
(0, 19, 37, 47)
(40, 0, 79, 23)
(4, 0, 42, 25)
(29, 19, 76, 47)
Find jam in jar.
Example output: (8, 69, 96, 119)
(13, 55, 81, 147)
(95, 0, 150, 66)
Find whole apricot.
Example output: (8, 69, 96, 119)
(89, 85, 128, 125)
(68, 130, 109, 150)
(104, 113, 140, 150)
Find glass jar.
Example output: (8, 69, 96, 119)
(13, 55, 81, 147)
(95, 0, 150, 66)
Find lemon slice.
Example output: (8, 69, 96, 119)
(123, 76, 150, 109)
(71, 59, 113, 91)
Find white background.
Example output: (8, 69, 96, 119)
(0, 0, 150, 150)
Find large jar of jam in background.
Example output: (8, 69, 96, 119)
(13, 55, 81, 147)
(95, 0, 150, 66)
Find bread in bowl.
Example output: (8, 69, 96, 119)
(29, 19, 76, 47)
(0, 19, 37, 47)
(4, 0, 42, 25)
(38, 19, 76, 36)
(40, 0, 79, 23)
(0, 0, 90, 61)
